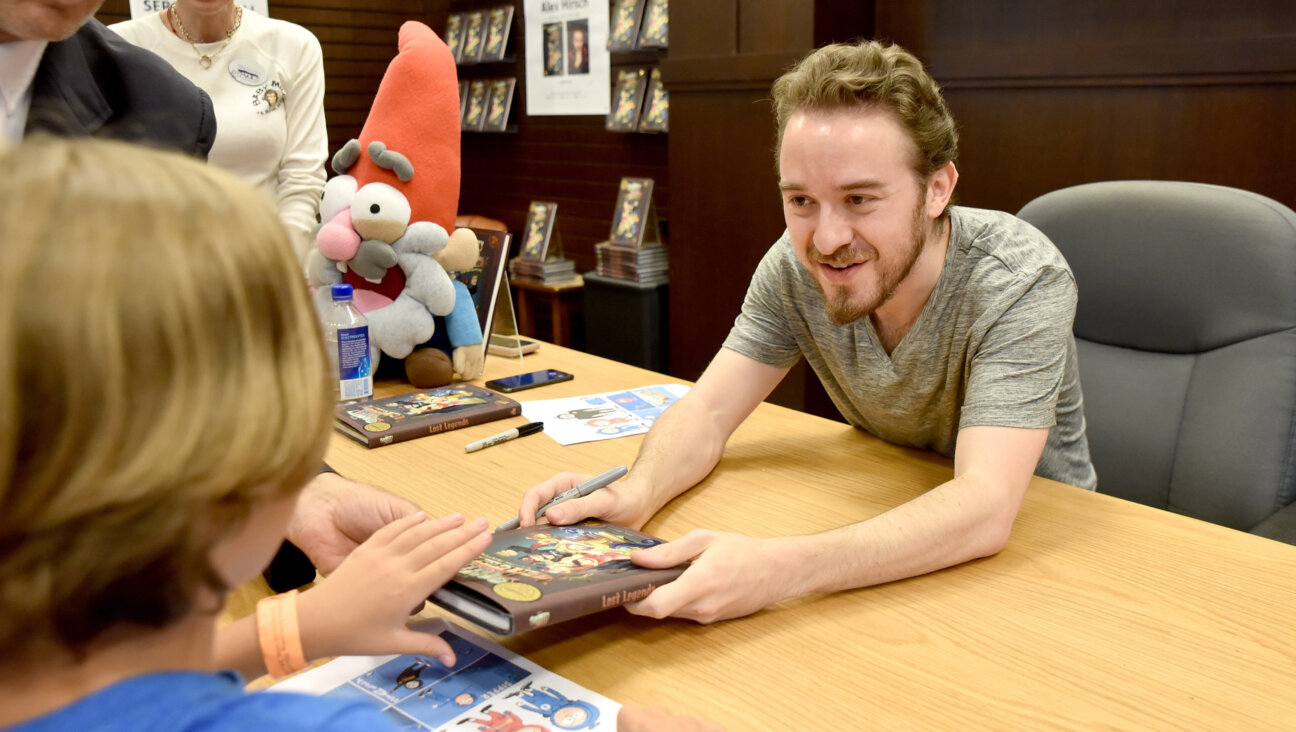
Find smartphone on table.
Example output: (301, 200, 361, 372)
(485, 369, 574, 393)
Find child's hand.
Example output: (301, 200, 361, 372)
(295, 512, 491, 667)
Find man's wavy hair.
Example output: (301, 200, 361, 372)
(772, 40, 959, 186)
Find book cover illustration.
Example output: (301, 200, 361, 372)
(481, 5, 514, 62)
(431, 520, 686, 635)
(461, 10, 487, 64)
(520, 384, 688, 446)
(272, 619, 619, 730)
(637, 67, 668, 133)
(458, 80, 468, 122)
(608, 177, 654, 247)
(335, 384, 521, 448)
(483, 77, 517, 132)
(463, 79, 490, 131)
(452, 227, 512, 353)
(543, 21, 564, 76)
(520, 201, 558, 261)
(445, 13, 467, 61)
(637, 0, 668, 48)
(605, 68, 648, 132)
(607, 0, 645, 51)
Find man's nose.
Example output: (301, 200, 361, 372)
(316, 208, 360, 262)
(812, 205, 852, 256)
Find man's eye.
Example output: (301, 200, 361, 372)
(787, 196, 809, 207)
(847, 195, 872, 206)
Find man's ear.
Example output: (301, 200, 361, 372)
(925, 162, 959, 219)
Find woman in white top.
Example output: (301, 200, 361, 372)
(112, 1, 327, 262)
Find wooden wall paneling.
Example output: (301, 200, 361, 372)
(877, 0, 1296, 213)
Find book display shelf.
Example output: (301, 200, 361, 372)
(445, 1, 671, 364)
(448, 4, 519, 133)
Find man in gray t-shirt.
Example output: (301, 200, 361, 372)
(515, 40, 1096, 624)
(727, 207, 1095, 491)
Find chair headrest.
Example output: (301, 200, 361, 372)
(1018, 180, 1296, 353)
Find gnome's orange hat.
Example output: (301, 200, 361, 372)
(350, 21, 460, 231)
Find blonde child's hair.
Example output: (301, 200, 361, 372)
(0, 137, 332, 657)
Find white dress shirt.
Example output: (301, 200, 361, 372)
(0, 40, 49, 143)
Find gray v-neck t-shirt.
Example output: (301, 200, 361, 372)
(724, 206, 1096, 490)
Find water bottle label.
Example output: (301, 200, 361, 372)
(336, 325, 372, 401)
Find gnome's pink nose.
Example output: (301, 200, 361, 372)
(317, 208, 361, 261)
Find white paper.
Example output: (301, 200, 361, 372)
(129, 0, 268, 20)
(522, 0, 611, 115)
(272, 618, 619, 730)
(521, 384, 689, 445)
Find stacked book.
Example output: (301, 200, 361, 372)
(595, 241, 669, 286)
(509, 256, 578, 284)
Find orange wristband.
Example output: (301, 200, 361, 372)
(257, 589, 307, 678)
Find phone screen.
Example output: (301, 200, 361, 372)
(485, 369, 574, 393)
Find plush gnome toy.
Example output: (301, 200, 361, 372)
(307, 21, 484, 388)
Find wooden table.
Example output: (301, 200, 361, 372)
(510, 276, 584, 347)
(250, 343, 1296, 728)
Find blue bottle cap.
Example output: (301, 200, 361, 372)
(330, 284, 354, 302)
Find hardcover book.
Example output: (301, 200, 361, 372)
(638, 67, 669, 132)
(430, 520, 686, 635)
(458, 79, 468, 122)
(452, 227, 512, 356)
(445, 13, 467, 61)
(606, 68, 648, 132)
(607, 0, 645, 51)
(483, 77, 517, 132)
(481, 5, 514, 62)
(638, 0, 669, 48)
(460, 10, 487, 64)
(335, 384, 521, 448)
(609, 177, 655, 247)
(542, 21, 564, 76)
(463, 79, 490, 131)
(519, 201, 558, 261)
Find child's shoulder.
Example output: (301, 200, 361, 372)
(9, 671, 393, 731)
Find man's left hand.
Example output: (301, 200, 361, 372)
(288, 472, 422, 575)
(624, 531, 799, 623)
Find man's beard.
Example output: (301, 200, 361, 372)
(811, 199, 928, 325)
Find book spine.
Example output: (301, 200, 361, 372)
(508, 567, 686, 631)
(373, 402, 520, 447)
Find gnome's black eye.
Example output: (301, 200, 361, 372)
(370, 204, 381, 214)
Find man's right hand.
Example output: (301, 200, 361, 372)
(516, 471, 657, 530)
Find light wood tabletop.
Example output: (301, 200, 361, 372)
(240, 343, 1296, 729)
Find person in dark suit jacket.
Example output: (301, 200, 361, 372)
(25, 19, 215, 156)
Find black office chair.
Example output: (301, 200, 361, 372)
(1018, 181, 1296, 544)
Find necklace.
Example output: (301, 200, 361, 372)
(170, 3, 243, 69)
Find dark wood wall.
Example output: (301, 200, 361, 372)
(881, 0, 1296, 216)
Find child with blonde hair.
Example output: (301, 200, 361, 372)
(0, 136, 490, 730)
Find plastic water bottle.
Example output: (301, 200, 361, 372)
(323, 284, 372, 402)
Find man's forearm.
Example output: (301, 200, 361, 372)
(624, 394, 732, 513)
(785, 471, 1023, 597)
